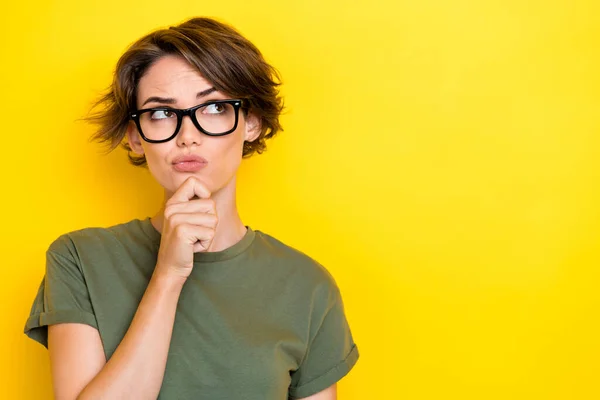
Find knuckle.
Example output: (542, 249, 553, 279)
(165, 210, 178, 224)
(164, 202, 180, 215)
(173, 224, 186, 237)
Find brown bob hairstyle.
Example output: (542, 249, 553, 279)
(87, 17, 284, 167)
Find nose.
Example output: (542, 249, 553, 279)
(176, 114, 203, 147)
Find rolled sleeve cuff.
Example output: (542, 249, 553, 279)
(24, 310, 98, 348)
(289, 344, 360, 399)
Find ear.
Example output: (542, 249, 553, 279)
(126, 121, 145, 155)
(243, 112, 262, 143)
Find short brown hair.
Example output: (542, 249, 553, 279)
(87, 17, 284, 166)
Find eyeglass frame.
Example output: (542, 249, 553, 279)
(130, 99, 245, 143)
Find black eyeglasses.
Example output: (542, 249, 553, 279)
(130, 99, 244, 143)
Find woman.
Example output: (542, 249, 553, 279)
(24, 17, 359, 399)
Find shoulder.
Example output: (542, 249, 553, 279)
(252, 229, 341, 298)
(47, 219, 146, 259)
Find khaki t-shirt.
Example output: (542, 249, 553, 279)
(24, 218, 359, 399)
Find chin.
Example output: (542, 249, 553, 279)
(161, 173, 217, 197)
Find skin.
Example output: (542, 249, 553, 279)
(128, 55, 257, 253)
(48, 55, 336, 399)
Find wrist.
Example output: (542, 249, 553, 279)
(151, 266, 187, 292)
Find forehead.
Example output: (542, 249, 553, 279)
(137, 55, 214, 100)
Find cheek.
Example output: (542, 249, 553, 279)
(143, 145, 173, 184)
(209, 134, 245, 181)
(214, 136, 243, 168)
(227, 131, 246, 159)
(216, 124, 246, 155)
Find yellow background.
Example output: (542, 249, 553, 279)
(2, 0, 599, 399)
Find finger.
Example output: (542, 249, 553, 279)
(193, 239, 213, 252)
(164, 199, 217, 218)
(173, 223, 215, 246)
(167, 177, 211, 206)
(167, 213, 218, 230)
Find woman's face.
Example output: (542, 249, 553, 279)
(127, 55, 260, 198)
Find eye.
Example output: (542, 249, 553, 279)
(203, 103, 226, 114)
(150, 110, 175, 120)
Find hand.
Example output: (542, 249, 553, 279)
(154, 177, 218, 280)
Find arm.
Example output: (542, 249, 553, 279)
(288, 280, 359, 399)
(298, 384, 337, 400)
(48, 177, 217, 400)
(49, 270, 185, 400)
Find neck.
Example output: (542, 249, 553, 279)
(150, 176, 247, 252)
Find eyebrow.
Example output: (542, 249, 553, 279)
(141, 87, 218, 107)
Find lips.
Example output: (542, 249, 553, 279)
(172, 155, 208, 173)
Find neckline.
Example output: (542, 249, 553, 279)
(138, 217, 256, 263)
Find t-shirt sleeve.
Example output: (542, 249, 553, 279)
(288, 285, 360, 399)
(24, 235, 98, 348)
